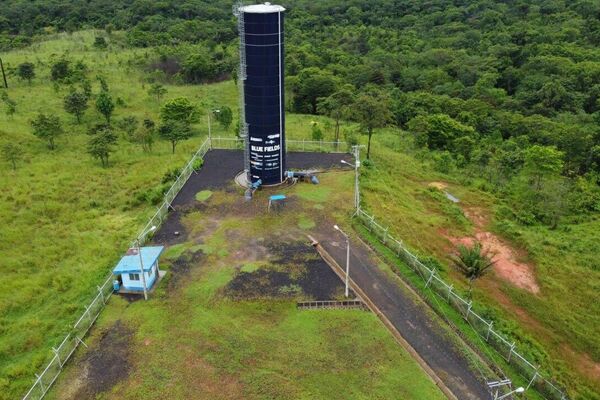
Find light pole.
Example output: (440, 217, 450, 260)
(334, 224, 350, 298)
(495, 387, 524, 400)
(135, 225, 156, 301)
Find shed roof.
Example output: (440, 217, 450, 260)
(113, 246, 164, 274)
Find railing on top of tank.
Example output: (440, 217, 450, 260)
(355, 208, 569, 400)
(209, 136, 349, 154)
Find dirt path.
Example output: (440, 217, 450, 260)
(314, 226, 492, 400)
(441, 203, 540, 294)
(60, 321, 133, 400)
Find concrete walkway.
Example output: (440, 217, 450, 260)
(315, 227, 492, 400)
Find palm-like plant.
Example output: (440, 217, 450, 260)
(451, 242, 495, 297)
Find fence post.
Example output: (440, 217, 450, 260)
(85, 304, 92, 325)
(486, 321, 493, 341)
(97, 285, 105, 304)
(425, 268, 436, 288)
(464, 300, 472, 320)
(302, 139, 305, 151)
(526, 367, 539, 390)
(35, 374, 45, 394)
(508, 342, 516, 362)
(447, 284, 453, 303)
(383, 228, 388, 243)
(52, 347, 63, 368)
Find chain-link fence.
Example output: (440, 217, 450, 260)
(21, 136, 352, 399)
(22, 138, 212, 400)
(209, 136, 349, 154)
(287, 139, 348, 153)
(22, 275, 115, 400)
(356, 208, 569, 400)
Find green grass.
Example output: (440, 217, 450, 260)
(195, 190, 213, 202)
(357, 132, 600, 398)
(0, 31, 237, 399)
(297, 214, 316, 230)
(3, 29, 598, 400)
(47, 182, 444, 400)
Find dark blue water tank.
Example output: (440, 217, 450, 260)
(241, 3, 286, 185)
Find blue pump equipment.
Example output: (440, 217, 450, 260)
(245, 179, 262, 200)
(285, 170, 319, 184)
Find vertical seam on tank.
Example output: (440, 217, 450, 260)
(278, 11, 283, 182)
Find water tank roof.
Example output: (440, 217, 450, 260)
(241, 2, 285, 13)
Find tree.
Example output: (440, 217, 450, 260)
(134, 118, 156, 152)
(408, 114, 476, 151)
(16, 62, 35, 84)
(523, 145, 564, 192)
(50, 59, 71, 81)
(2, 143, 23, 170)
(96, 91, 115, 123)
(93, 36, 107, 50)
(160, 97, 199, 124)
(317, 86, 354, 144)
(451, 242, 495, 297)
(148, 83, 167, 102)
(214, 106, 232, 131)
(63, 90, 88, 123)
(30, 113, 63, 150)
(352, 89, 392, 159)
(117, 116, 139, 141)
(87, 128, 117, 167)
(1, 92, 16, 118)
(291, 68, 339, 114)
(159, 120, 193, 153)
(311, 121, 324, 140)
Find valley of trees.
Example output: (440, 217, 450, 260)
(2, 0, 599, 227)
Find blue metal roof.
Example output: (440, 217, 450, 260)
(113, 246, 164, 274)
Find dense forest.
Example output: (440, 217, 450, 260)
(3, 0, 599, 228)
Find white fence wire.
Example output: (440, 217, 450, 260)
(210, 136, 349, 153)
(22, 138, 212, 400)
(355, 208, 569, 400)
(21, 136, 350, 399)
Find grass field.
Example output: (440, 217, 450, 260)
(46, 172, 445, 400)
(359, 133, 600, 398)
(0, 31, 239, 398)
(2, 29, 599, 400)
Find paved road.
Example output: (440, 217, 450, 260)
(315, 228, 492, 400)
(163, 149, 490, 399)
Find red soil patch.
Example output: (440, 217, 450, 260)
(448, 207, 540, 294)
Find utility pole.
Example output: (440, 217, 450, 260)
(334, 224, 351, 298)
(134, 225, 157, 301)
(0, 57, 7, 89)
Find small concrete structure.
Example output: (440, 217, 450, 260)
(113, 246, 165, 293)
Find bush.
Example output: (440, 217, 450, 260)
(161, 167, 181, 184)
(192, 157, 204, 171)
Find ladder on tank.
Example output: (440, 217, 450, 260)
(233, 3, 251, 182)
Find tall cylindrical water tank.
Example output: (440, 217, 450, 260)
(240, 2, 286, 185)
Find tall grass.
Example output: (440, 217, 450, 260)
(0, 31, 236, 399)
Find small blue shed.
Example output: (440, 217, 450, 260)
(113, 246, 164, 292)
